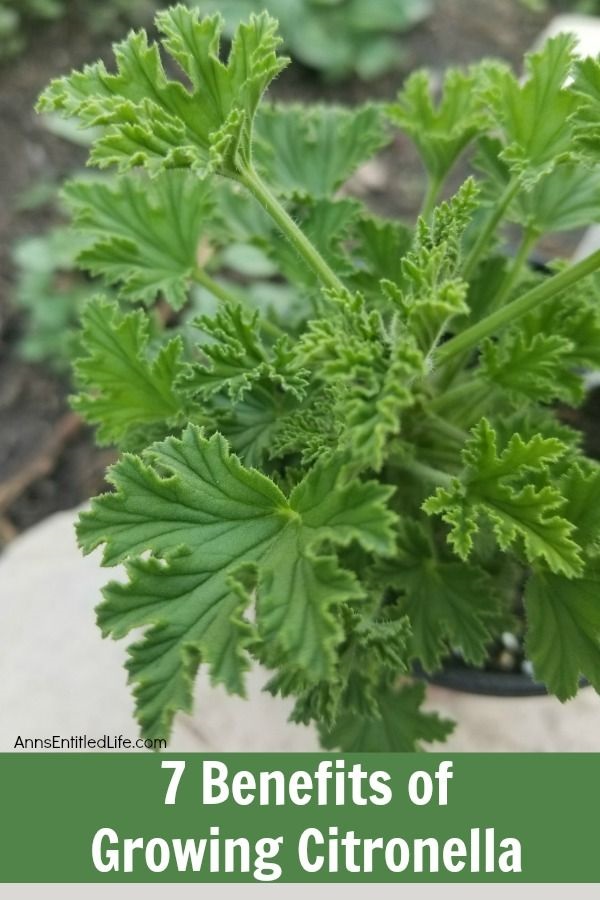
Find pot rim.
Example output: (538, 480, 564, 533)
(417, 661, 589, 697)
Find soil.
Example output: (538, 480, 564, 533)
(0, 0, 590, 549)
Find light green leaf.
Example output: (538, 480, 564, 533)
(383, 181, 477, 353)
(300, 291, 426, 470)
(38, 6, 289, 177)
(349, 215, 413, 296)
(180, 303, 308, 401)
(319, 681, 454, 752)
(423, 418, 583, 577)
(519, 284, 600, 370)
(479, 332, 583, 406)
(64, 171, 215, 309)
(572, 55, 600, 156)
(525, 563, 600, 700)
(560, 465, 600, 556)
(253, 103, 389, 197)
(73, 298, 188, 447)
(475, 137, 600, 233)
(77, 426, 397, 737)
(387, 64, 492, 182)
(485, 34, 579, 187)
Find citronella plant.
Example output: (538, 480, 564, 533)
(38, 7, 600, 749)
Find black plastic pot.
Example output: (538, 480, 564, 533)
(424, 663, 548, 697)
(417, 661, 588, 698)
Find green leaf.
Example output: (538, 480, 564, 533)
(484, 34, 579, 187)
(269, 387, 341, 465)
(37, 6, 289, 178)
(387, 64, 492, 183)
(73, 298, 188, 447)
(572, 55, 600, 157)
(253, 103, 389, 197)
(479, 332, 583, 406)
(319, 681, 454, 752)
(383, 181, 477, 353)
(423, 418, 583, 577)
(475, 137, 600, 234)
(348, 215, 413, 296)
(519, 283, 600, 370)
(388, 520, 501, 671)
(77, 426, 397, 738)
(300, 291, 425, 470)
(181, 303, 308, 401)
(275, 608, 412, 727)
(64, 171, 214, 309)
(214, 385, 300, 468)
(560, 465, 600, 556)
(525, 563, 600, 700)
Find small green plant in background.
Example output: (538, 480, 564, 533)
(0, 0, 157, 61)
(0, 0, 62, 59)
(37, 6, 600, 750)
(195, 0, 433, 80)
(1, 0, 432, 77)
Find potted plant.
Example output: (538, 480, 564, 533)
(37, 5, 600, 750)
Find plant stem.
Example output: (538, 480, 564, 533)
(436, 248, 600, 365)
(419, 174, 442, 223)
(193, 267, 239, 305)
(428, 378, 490, 425)
(398, 458, 454, 488)
(462, 178, 520, 280)
(486, 227, 539, 314)
(239, 165, 345, 294)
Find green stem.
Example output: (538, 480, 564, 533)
(428, 379, 492, 428)
(436, 248, 600, 366)
(419, 174, 442, 223)
(486, 227, 539, 314)
(193, 267, 239, 305)
(239, 165, 345, 294)
(462, 178, 520, 280)
(421, 412, 470, 445)
(434, 226, 538, 390)
(398, 458, 454, 489)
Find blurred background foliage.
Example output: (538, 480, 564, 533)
(0, 0, 433, 78)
